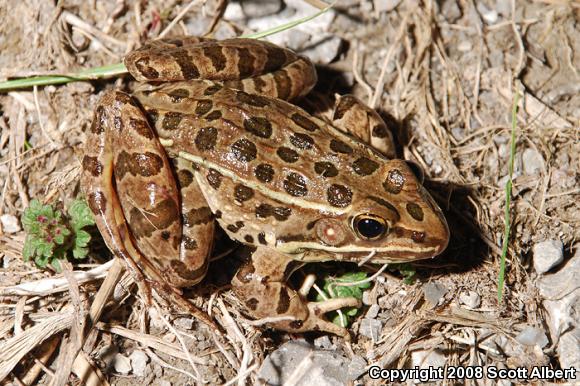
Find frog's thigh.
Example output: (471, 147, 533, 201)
(99, 91, 207, 287)
(232, 248, 360, 338)
(331, 95, 396, 158)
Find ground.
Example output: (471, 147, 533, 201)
(0, 0, 578, 385)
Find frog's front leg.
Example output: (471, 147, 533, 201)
(232, 248, 361, 339)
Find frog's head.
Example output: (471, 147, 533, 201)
(283, 159, 449, 264)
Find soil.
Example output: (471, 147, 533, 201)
(0, 0, 578, 385)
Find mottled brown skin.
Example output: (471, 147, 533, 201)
(82, 37, 449, 339)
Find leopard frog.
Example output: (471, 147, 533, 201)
(81, 37, 449, 338)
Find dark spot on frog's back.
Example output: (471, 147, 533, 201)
(195, 126, 218, 151)
(245, 298, 259, 311)
(162, 111, 183, 130)
(182, 236, 198, 250)
(195, 99, 213, 116)
(203, 45, 227, 72)
(244, 117, 272, 138)
(168, 88, 190, 102)
(352, 157, 379, 176)
(289, 133, 314, 150)
(206, 169, 223, 189)
(130, 198, 179, 239)
(230, 139, 257, 162)
(277, 147, 299, 163)
(258, 232, 267, 245)
(205, 110, 222, 121)
(227, 221, 245, 233)
(327, 184, 353, 207)
(90, 106, 105, 134)
(314, 162, 338, 178)
(383, 168, 405, 194)
(276, 287, 291, 314)
(82, 156, 102, 177)
(87, 191, 107, 215)
(406, 202, 424, 221)
(183, 206, 213, 227)
(128, 118, 153, 139)
(330, 139, 353, 154)
(254, 163, 274, 183)
(204, 84, 222, 95)
(236, 90, 269, 107)
(234, 184, 254, 203)
(177, 169, 194, 187)
(244, 234, 254, 244)
(290, 113, 319, 132)
(283, 172, 308, 197)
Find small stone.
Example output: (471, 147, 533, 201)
(373, 0, 402, 12)
(556, 330, 580, 381)
(362, 290, 373, 306)
(347, 355, 367, 381)
(459, 291, 481, 309)
(476, 2, 498, 24)
(522, 148, 544, 175)
(240, 0, 283, 18)
(1, 214, 20, 233)
(457, 40, 472, 52)
(516, 326, 549, 348)
(366, 304, 380, 319)
(157, 381, 172, 386)
(257, 341, 350, 386)
(301, 35, 343, 64)
(533, 240, 564, 274)
(423, 282, 447, 306)
(130, 350, 149, 377)
(313, 335, 333, 350)
(411, 349, 446, 374)
(173, 317, 194, 330)
(113, 353, 132, 374)
(359, 318, 382, 340)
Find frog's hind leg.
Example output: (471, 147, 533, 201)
(330, 95, 397, 159)
(81, 90, 217, 330)
(232, 248, 361, 340)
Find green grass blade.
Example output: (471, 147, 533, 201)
(497, 88, 520, 302)
(0, 63, 127, 92)
(0, 3, 334, 92)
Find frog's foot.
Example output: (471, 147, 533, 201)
(301, 297, 362, 340)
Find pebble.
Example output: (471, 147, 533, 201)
(532, 239, 564, 274)
(423, 282, 448, 306)
(301, 35, 343, 64)
(457, 40, 473, 52)
(0, 214, 20, 234)
(347, 355, 367, 381)
(373, 0, 402, 12)
(240, 0, 283, 18)
(476, 2, 499, 24)
(113, 353, 132, 374)
(556, 330, 580, 381)
(366, 304, 380, 319)
(522, 148, 544, 175)
(173, 317, 194, 330)
(515, 326, 549, 348)
(257, 341, 350, 386)
(459, 290, 481, 309)
(359, 318, 383, 340)
(313, 335, 333, 350)
(130, 350, 149, 377)
(411, 349, 446, 377)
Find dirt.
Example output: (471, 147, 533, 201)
(0, 0, 578, 385)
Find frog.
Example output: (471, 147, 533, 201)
(81, 37, 449, 339)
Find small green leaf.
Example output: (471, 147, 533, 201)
(75, 229, 91, 247)
(69, 199, 95, 230)
(51, 258, 62, 273)
(72, 246, 89, 260)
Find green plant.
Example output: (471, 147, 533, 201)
(388, 263, 416, 284)
(315, 271, 371, 327)
(22, 199, 95, 272)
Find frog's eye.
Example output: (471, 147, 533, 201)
(353, 214, 388, 240)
